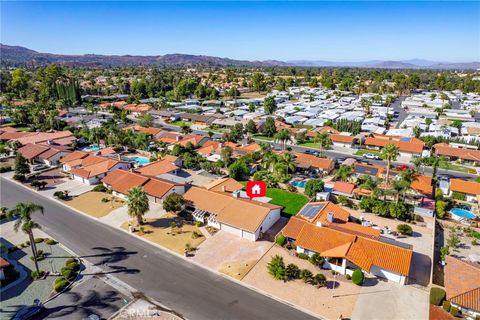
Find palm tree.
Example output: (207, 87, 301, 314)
(314, 133, 332, 157)
(7, 202, 44, 273)
(334, 165, 353, 182)
(127, 187, 150, 226)
(273, 129, 292, 151)
(381, 143, 400, 189)
(361, 98, 372, 116)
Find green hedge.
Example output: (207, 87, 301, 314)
(276, 234, 286, 246)
(352, 269, 364, 286)
(442, 300, 451, 312)
(54, 277, 69, 292)
(430, 287, 446, 306)
(297, 253, 309, 260)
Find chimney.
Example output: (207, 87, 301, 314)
(326, 212, 334, 223)
(117, 154, 121, 161)
(222, 186, 226, 192)
(176, 135, 180, 142)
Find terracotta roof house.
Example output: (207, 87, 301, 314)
(0, 130, 75, 146)
(282, 202, 412, 285)
(449, 179, 480, 203)
(196, 141, 221, 156)
(410, 175, 433, 198)
(223, 142, 262, 156)
(157, 132, 208, 147)
(183, 186, 282, 241)
(61, 152, 131, 185)
(434, 143, 480, 165)
(121, 103, 152, 114)
(134, 158, 179, 177)
(317, 126, 339, 134)
(330, 134, 355, 148)
(124, 125, 162, 137)
(364, 135, 424, 157)
(102, 170, 185, 203)
(445, 256, 480, 317)
(205, 177, 243, 193)
(17, 143, 71, 166)
(294, 153, 335, 174)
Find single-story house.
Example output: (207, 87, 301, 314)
(17, 143, 71, 166)
(330, 134, 355, 148)
(102, 169, 185, 203)
(449, 179, 480, 203)
(434, 143, 480, 166)
(294, 153, 335, 174)
(157, 132, 209, 147)
(183, 186, 281, 241)
(364, 135, 424, 158)
(134, 157, 180, 177)
(444, 255, 480, 318)
(282, 202, 412, 285)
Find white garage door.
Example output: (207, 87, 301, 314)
(220, 223, 242, 237)
(370, 265, 402, 283)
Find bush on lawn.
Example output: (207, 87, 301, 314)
(308, 253, 325, 267)
(313, 273, 327, 287)
(297, 253, 309, 260)
(442, 300, 451, 312)
(65, 257, 76, 264)
(13, 174, 25, 182)
(54, 277, 70, 292)
(451, 192, 465, 201)
(300, 269, 313, 284)
(45, 239, 57, 245)
(66, 261, 80, 271)
(267, 255, 286, 281)
(34, 237, 44, 243)
(61, 268, 77, 281)
(101, 197, 110, 203)
(352, 269, 364, 286)
(276, 234, 286, 246)
(0, 166, 12, 173)
(450, 306, 458, 317)
(285, 263, 300, 280)
(53, 191, 67, 200)
(194, 221, 203, 227)
(397, 224, 413, 236)
(346, 274, 351, 280)
(430, 287, 446, 306)
(92, 184, 108, 192)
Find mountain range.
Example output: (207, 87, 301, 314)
(1, 44, 479, 70)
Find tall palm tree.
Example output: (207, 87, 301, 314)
(334, 165, 353, 182)
(361, 98, 372, 116)
(314, 133, 332, 157)
(7, 202, 44, 274)
(273, 129, 292, 151)
(127, 187, 150, 226)
(381, 143, 400, 189)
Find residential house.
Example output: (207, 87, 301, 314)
(0, 130, 75, 147)
(449, 179, 480, 203)
(184, 186, 281, 241)
(330, 134, 355, 148)
(157, 132, 209, 147)
(444, 256, 480, 318)
(364, 135, 424, 159)
(102, 169, 185, 203)
(134, 157, 180, 177)
(282, 202, 412, 285)
(434, 143, 480, 166)
(294, 153, 335, 174)
(17, 143, 71, 166)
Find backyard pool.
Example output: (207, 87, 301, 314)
(450, 208, 477, 220)
(291, 180, 307, 188)
(82, 144, 101, 152)
(129, 156, 150, 166)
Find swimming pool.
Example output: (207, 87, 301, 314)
(291, 180, 306, 188)
(82, 144, 101, 152)
(129, 156, 150, 166)
(450, 208, 476, 220)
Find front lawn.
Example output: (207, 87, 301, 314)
(64, 191, 124, 218)
(297, 142, 320, 149)
(252, 134, 275, 141)
(439, 162, 476, 174)
(239, 181, 308, 216)
(169, 120, 191, 127)
(354, 149, 385, 159)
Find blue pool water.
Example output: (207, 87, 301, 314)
(291, 180, 306, 188)
(450, 208, 476, 220)
(82, 144, 101, 152)
(129, 156, 150, 166)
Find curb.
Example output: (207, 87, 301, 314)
(3, 176, 324, 319)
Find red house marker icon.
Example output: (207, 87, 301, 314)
(246, 181, 266, 200)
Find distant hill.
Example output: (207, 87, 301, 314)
(1, 44, 479, 70)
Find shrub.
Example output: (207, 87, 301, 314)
(352, 269, 364, 286)
(451, 192, 465, 201)
(430, 287, 446, 306)
(0, 166, 12, 173)
(66, 261, 80, 271)
(92, 184, 108, 192)
(101, 197, 110, 203)
(276, 234, 286, 246)
(337, 195, 350, 206)
(450, 306, 458, 317)
(31, 270, 45, 280)
(61, 268, 77, 281)
(54, 191, 67, 200)
(30, 250, 45, 261)
(267, 255, 286, 281)
(308, 253, 325, 267)
(346, 274, 351, 280)
(297, 253, 309, 260)
(300, 269, 313, 283)
(473, 239, 478, 246)
(13, 174, 25, 182)
(397, 224, 413, 236)
(45, 239, 57, 245)
(285, 264, 300, 280)
(194, 221, 203, 227)
(442, 300, 451, 312)
(54, 277, 69, 292)
(34, 237, 44, 243)
(313, 273, 327, 287)
(65, 257, 76, 264)
(191, 231, 201, 239)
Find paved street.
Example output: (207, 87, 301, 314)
(0, 177, 318, 320)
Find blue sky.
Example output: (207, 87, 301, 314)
(2, 1, 479, 62)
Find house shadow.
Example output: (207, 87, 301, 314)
(176, 170, 191, 178)
(411, 231, 422, 238)
(362, 277, 380, 287)
(326, 280, 340, 289)
(408, 251, 432, 287)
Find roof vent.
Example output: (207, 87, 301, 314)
(326, 212, 334, 223)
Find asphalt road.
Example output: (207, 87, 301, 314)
(0, 177, 319, 320)
(156, 122, 478, 181)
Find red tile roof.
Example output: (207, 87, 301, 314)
(434, 143, 480, 162)
(364, 136, 424, 154)
(294, 153, 334, 171)
(445, 256, 480, 311)
(450, 179, 480, 196)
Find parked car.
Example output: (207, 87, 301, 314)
(31, 164, 48, 171)
(363, 153, 380, 160)
(395, 164, 412, 171)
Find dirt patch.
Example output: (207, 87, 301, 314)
(29, 168, 67, 187)
(219, 259, 257, 280)
(65, 191, 124, 218)
(121, 214, 205, 254)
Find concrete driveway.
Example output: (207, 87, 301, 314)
(351, 278, 428, 320)
(40, 179, 93, 197)
(192, 231, 273, 272)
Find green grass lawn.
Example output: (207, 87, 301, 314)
(239, 181, 308, 216)
(439, 162, 476, 174)
(169, 121, 191, 127)
(354, 149, 385, 159)
(252, 135, 275, 141)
